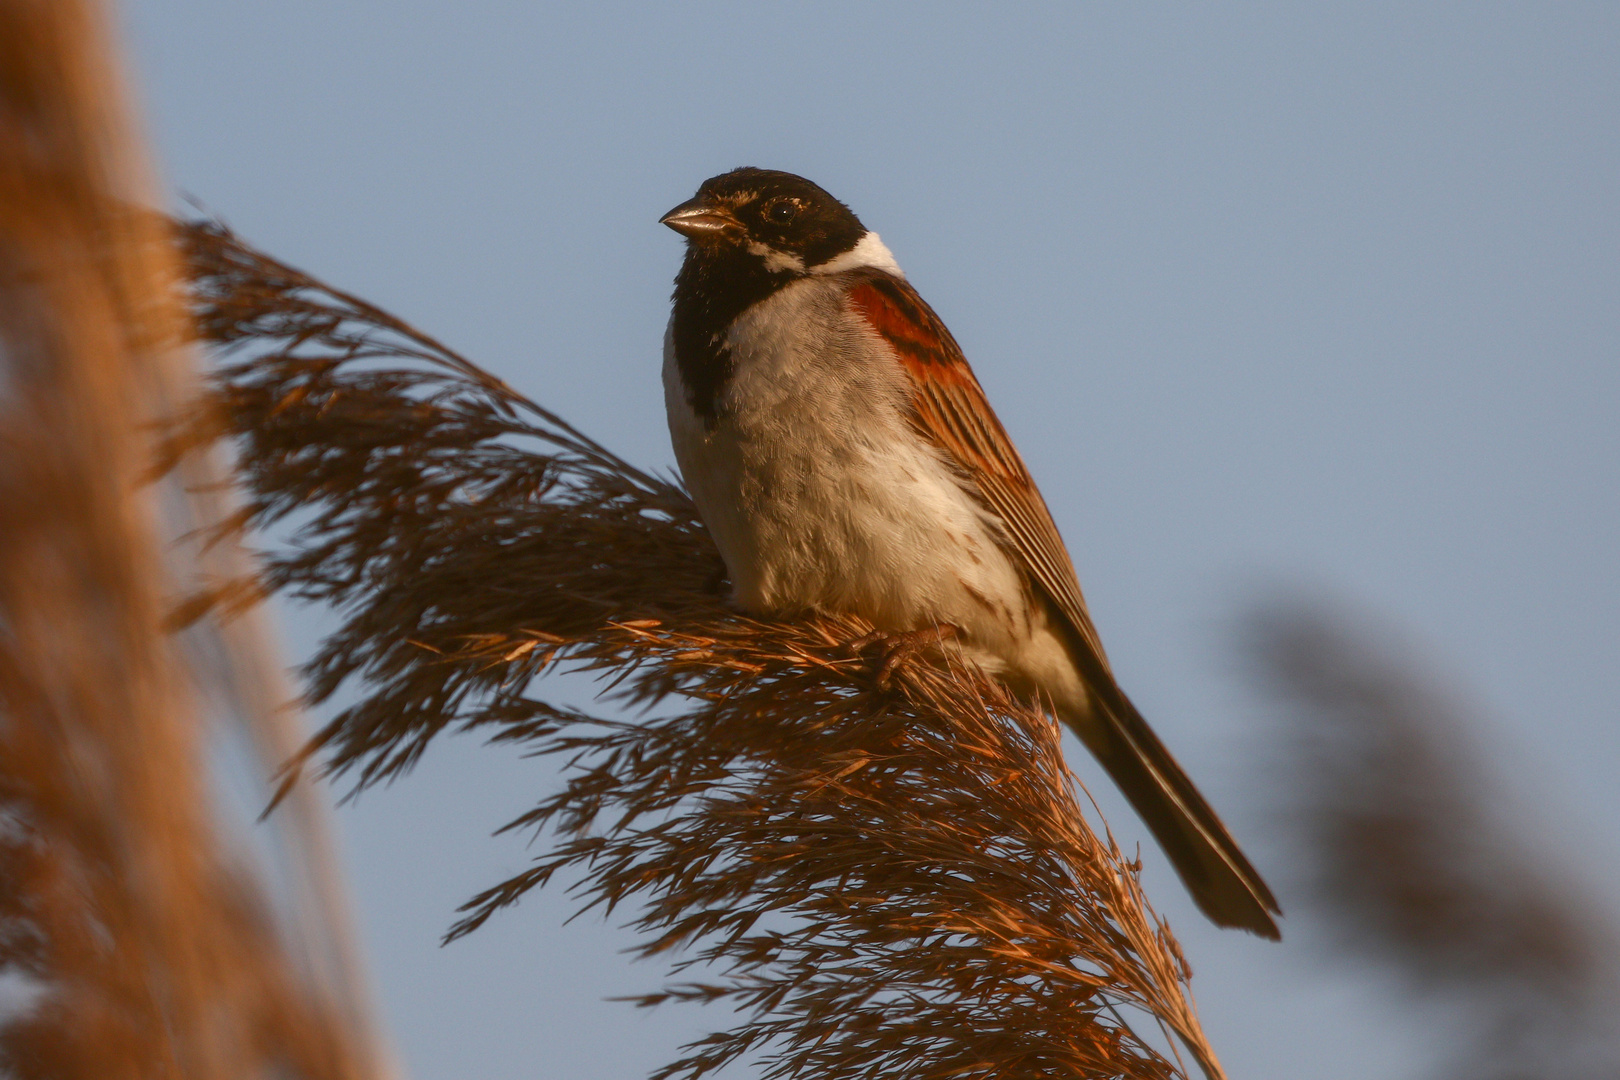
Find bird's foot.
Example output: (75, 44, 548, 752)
(843, 624, 959, 689)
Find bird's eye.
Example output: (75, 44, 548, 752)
(765, 199, 800, 225)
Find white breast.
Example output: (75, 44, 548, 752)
(662, 275, 1040, 670)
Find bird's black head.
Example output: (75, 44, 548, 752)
(661, 167, 868, 273)
(663, 169, 898, 429)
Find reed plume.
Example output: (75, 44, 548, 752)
(171, 216, 1229, 1080)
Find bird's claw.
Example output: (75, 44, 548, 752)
(843, 625, 958, 689)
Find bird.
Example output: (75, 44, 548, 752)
(659, 167, 1281, 938)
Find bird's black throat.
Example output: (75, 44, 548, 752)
(670, 244, 796, 428)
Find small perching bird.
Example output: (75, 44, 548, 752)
(661, 167, 1281, 938)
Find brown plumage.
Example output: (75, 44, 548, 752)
(665, 168, 1281, 938)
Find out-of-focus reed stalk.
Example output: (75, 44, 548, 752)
(0, 2, 384, 1077)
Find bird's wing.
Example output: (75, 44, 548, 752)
(845, 271, 1110, 671)
(846, 271, 1282, 937)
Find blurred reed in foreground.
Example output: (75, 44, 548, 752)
(0, 1, 384, 1077)
(1248, 603, 1620, 1079)
(170, 217, 1230, 1080)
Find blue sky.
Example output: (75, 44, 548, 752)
(123, 4, 1618, 1078)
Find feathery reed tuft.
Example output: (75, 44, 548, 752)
(173, 218, 1227, 1080)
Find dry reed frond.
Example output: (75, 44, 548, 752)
(1247, 603, 1620, 1079)
(0, 2, 382, 1077)
(174, 218, 1228, 1080)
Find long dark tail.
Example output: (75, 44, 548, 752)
(1057, 654, 1281, 937)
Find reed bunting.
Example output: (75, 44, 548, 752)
(661, 167, 1280, 937)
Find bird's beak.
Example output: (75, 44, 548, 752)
(660, 197, 739, 239)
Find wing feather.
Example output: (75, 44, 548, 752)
(845, 273, 1110, 669)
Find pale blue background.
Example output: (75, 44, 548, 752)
(122, 5, 1618, 1078)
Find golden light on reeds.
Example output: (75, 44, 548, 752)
(0, 0, 1236, 1073)
(171, 219, 1229, 1080)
